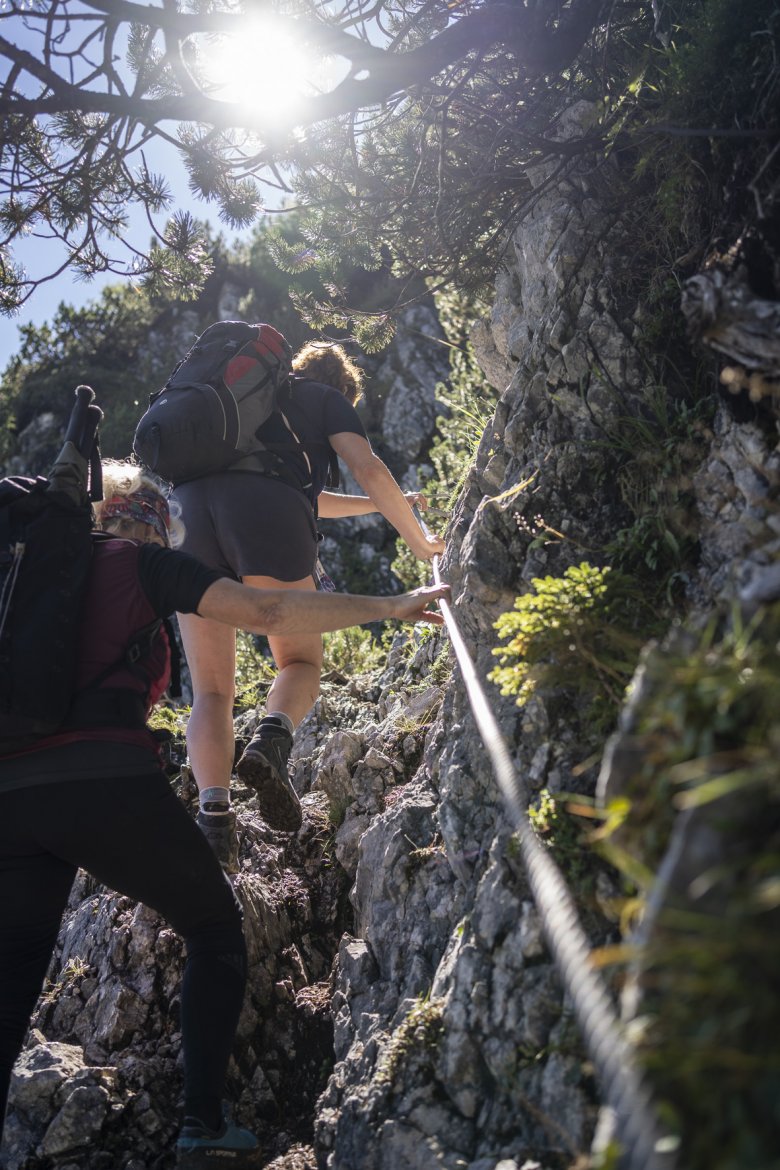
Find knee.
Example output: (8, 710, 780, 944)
(276, 655, 322, 677)
(191, 686, 235, 710)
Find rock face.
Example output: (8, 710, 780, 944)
(3, 103, 778, 1170)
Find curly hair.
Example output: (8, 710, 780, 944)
(292, 343, 365, 406)
(95, 459, 185, 548)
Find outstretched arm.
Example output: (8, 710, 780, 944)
(328, 432, 445, 559)
(318, 488, 429, 519)
(197, 577, 449, 635)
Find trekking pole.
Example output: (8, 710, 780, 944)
(48, 386, 104, 505)
(412, 506, 677, 1170)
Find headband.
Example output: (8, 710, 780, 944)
(101, 488, 171, 546)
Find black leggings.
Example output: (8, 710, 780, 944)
(0, 772, 246, 1135)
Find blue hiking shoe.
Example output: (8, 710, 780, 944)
(175, 1115, 263, 1167)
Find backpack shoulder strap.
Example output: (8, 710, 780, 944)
(282, 378, 341, 491)
(162, 617, 182, 698)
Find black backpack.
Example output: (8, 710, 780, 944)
(0, 386, 104, 745)
(0, 388, 182, 755)
(133, 320, 336, 488)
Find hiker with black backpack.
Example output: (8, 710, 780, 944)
(292, 340, 431, 525)
(0, 389, 448, 1168)
(133, 325, 445, 871)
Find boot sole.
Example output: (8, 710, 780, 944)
(176, 1146, 264, 1168)
(236, 749, 302, 832)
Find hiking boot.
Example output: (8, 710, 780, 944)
(235, 725, 301, 831)
(175, 1115, 262, 1168)
(196, 809, 240, 874)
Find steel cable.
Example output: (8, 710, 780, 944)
(417, 514, 677, 1170)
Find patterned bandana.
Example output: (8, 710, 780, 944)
(101, 488, 171, 546)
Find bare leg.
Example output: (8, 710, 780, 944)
(242, 575, 323, 730)
(177, 614, 236, 795)
(234, 576, 323, 831)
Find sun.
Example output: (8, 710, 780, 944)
(204, 20, 327, 125)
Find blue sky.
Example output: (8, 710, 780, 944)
(0, 6, 324, 365)
(0, 143, 248, 363)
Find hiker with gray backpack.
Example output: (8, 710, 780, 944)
(0, 387, 448, 1167)
(133, 323, 444, 870)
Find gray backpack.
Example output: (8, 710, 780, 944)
(133, 320, 298, 485)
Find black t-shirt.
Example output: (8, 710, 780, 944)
(137, 541, 226, 616)
(256, 377, 367, 501)
(0, 541, 227, 790)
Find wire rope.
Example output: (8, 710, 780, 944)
(417, 511, 677, 1170)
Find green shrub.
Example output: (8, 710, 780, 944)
(528, 789, 603, 901)
(490, 563, 657, 726)
(322, 625, 387, 677)
(234, 631, 275, 711)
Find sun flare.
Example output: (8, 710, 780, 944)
(205, 20, 325, 124)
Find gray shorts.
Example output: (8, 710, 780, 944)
(172, 473, 318, 582)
